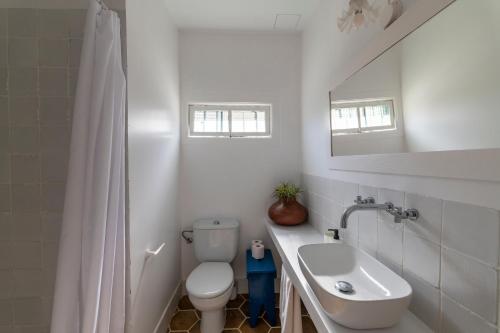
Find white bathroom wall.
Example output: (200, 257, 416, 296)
(126, 0, 181, 332)
(401, 0, 500, 152)
(301, 0, 500, 332)
(178, 31, 302, 285)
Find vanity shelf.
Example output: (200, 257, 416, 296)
(265, 218, 432, 333)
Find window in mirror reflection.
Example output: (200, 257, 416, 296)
(331, 99, 395, 135)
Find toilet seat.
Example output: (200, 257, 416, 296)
(186, 262, 234, 299)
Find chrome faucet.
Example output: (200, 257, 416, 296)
(340, 196, 419, 228)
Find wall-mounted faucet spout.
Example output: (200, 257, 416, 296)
(340, 196, 419, 229)
(340, 196, 393, 229)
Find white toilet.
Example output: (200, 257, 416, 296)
(186, 218, 240, 333)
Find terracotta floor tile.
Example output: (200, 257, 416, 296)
(225, 309, 246, 329)
(168, 294, 316, 333)
(170, 310, 199, 331)
(240, 318, 270, 333)
(188, 321, 200, 333)
(178, 295, 195, 310)
(301, 301, 308, 315)
(302, 316, 317, 333)
(227, 294, 245, 309)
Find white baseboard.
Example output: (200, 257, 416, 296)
(153, 283, 181, 333)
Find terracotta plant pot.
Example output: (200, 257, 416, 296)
(268, 198, 308, 226)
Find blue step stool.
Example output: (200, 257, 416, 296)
(246, 249, 277, 327)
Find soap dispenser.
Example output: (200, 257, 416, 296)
(324, 228, 342, 243)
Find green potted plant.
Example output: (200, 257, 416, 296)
(268, 182, 308, 226)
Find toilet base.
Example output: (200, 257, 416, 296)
(200, 308, 226, 333)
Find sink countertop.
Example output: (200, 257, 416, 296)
(265, 219, 433, 333)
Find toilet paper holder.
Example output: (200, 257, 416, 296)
(182, 230, 193, 243)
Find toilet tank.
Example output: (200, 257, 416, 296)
(193, 218, 240, 262)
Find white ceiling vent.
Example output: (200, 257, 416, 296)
(273, 14, 302, 31)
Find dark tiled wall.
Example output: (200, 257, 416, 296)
(0, 7, 125, 331)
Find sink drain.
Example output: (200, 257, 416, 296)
(335, 281, 354, 293)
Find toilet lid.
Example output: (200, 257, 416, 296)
(186, 262, 234, 299)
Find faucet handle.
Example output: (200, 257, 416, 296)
(355, 196, 363, 204)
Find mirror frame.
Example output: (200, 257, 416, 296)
(328, 0, 500, 183)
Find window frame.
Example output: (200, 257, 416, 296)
(330, 98, 396, 135)
(188, 103, 272, 138)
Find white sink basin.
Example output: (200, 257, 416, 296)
(298, 243, 412, 329)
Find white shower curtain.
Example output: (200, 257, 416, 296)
(51, 1, 126, 332)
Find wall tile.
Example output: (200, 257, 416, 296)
(443, 200, 500, 266)
(41, 152, 68, 183)
(403, 233, 440, 287)
(39, 98, 67, 125)
(8, 9, 37, 38)
(0, 9, 7, 37)
(12, 155, 40, 184)
(304, 175, 500, 332)
(0, 270, 13, 299)
(13, 297, 43, 325)
(0, 154, 10, 183)
(69, 68, 79, 97)
(0, 97, 8, 125)
(3, 8, 77, 330)
(41, 183, 65, 213)
(42, 242, 58, 269)
(39, 69, 67, 97)
(405, 193, 442, 244)
(403, 271, 441, 332)
(69, 39, 82, 68)
(377, 218, 403, 274)
(39, 39, 68, 67)
(12, 242, 42, 269)
(0, 214, 12, 241)
(38, 10, 68, 39)
(0, 185, 11, 212)
(358, 185, 378, 255)
(43, 267, 56, 298)
(13, 270, 43, 297)
(68, 10, 86, 38)
(0, 68, 7, 95)
(8, 38, 38, 67)
(12, 213, 41, 241)
(441, 248, 498, 323)
(0, 242, 13, 269)
(331, 180, 358, 207)
(9, 97, 38, 126)
(0, 299, 13, 325)
(0, 39, 7, 67)
(40, 126, 69, 153)
(41, 213, 61, 242)
(12, 184, 40, 213)
(441, 295, 497, 333)
(9, 127, 39, 154)
(8, 68, 37, 96)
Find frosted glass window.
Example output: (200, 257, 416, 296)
(331, 99, 395, 135)
(189, 104, 271, 138)
(192, 110, 229, 133)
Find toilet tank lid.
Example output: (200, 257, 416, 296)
(194, 218, 240, 230)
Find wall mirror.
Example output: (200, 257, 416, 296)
(330, 0, 499, 157)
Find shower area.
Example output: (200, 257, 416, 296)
(0, 1, 126, 331)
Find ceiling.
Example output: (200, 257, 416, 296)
(164, 0, 323, 31)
